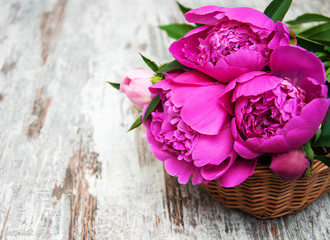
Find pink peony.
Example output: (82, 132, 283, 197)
(220, 45, 330, 159)
(120, 69, 154, 110)
(143, 70, 256, 187)
(270, 150, 310, 180)
(169, 6, 290, 83)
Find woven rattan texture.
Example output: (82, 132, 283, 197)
(199, 160, 330, 219)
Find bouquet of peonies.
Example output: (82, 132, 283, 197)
(110, 0, 330, 189)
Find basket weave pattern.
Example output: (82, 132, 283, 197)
(199, 160, 330, 219)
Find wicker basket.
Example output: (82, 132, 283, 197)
(199, 160, 330, 219)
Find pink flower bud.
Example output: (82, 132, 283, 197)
(270, 150, 310, 180)
(120, 69, 154, 110)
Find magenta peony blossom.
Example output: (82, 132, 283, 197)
(220, 45, 330, 159)
(270, 150, 310, 180)
(120, 69, 154, 110)
(169, 6, 290, 83)
(144, 70, 257, 187)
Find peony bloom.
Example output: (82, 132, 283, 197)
(220, 45, 330, 159)
(270, 150, 310, 180)
(169, 6, 290, 83)
(144, 70, 256, 187)
(120, 69, 154, 110)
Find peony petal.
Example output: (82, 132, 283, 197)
(192, 168, 206, 185)
(268, 22, 290, 49)
(218, 157, 257, 187)
(149, 78, 173, 94)
(242, 98, 330, 153)
(280, 98, 330, 149)
(201, 152, 237, 180)
(232, 74, 280, 102)
(299, 77, 328, 102)
(231, 118, 262, 159)
(225, 7, 275, 32)
(185, 6, 228, 25)
(270, 45, 326, 85)
(145, 123, 176, 161)
(170, 71, 217, 86)
(270, 150, 309, 180)
(171, 84, 228, 135)
(234, 140, 262, 159)
(169, 27, 210, 70)
(192, 50, 268, 83)
(164, 158, 194, 184)
(244, 135, 291, 153)
(193, 123, 235, 166)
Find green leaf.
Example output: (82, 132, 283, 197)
(264, 0, 292, 22)
(326, 68, 330, 83)
(139, 53, 159, 72)
(314, 108, 330, 147)
(302, 141, 315, 161)
(315, 155, 330, 168)
(298, 22, 330, 46)
(324, 61, 330, 68)
(177, 2, 191, 15)
(159, 24, 195, 40)
(107, 82, 120, 90)
(151, 75, 163, 84)
(314, 126, 322, 144)
(143, 95, 160, 121)
(287, 13, 330, 25)
(127, 116, 143, 132)
(296, 35, 325, 52)
(157, 60, 185, 73)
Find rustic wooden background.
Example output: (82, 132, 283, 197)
(0, 0, 329, 239)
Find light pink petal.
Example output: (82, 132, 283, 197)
(270, 45, 326, 85)
(218, 157, 257, 187)
(164, 158, 194, 184)
(193, 123, 234, 167)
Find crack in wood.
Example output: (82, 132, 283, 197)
(0, 197, 13, 240)
(39, 0, 68, 63)
(1, 61, 16, 75)
(163, 168, 185, 229)
(271, 222, 279, 240)
(27, 88, 51, 139)
(51, 133, 101, 240)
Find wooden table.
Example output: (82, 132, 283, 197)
(0, 0, 329, 239)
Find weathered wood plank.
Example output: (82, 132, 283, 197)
(0, 0, 329, 239)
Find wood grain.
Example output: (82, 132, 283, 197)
(0, 0, 329, 239)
